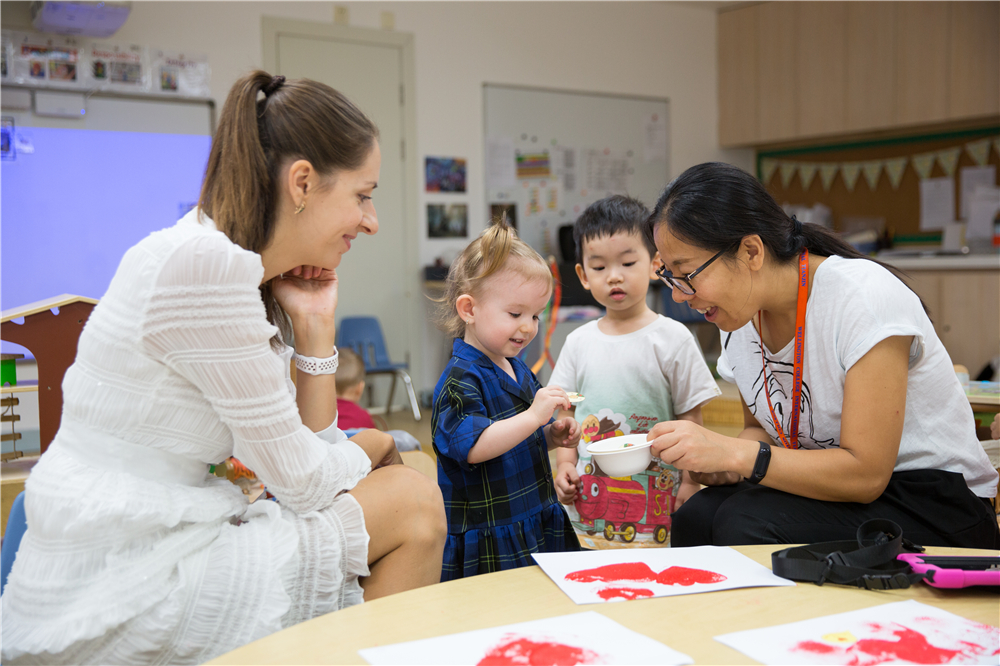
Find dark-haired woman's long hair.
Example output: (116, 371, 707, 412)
(644, 162, 928, 314)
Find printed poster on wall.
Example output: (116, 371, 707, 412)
(425, 157, 467, 193)
(150, 48, 210, 96)
(485, 137, 516, 190)
(88, 42, 148, 89)
(10, 31, 82, 87)
(919, 177, 955, 231)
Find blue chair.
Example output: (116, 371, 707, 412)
(338, 317, 421, 421)
(1, 491, 27, 595)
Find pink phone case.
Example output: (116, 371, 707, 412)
(897, 553, 1000, 588)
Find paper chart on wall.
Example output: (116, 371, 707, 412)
(531, 545, 795, 605)
(359, 611, 693, 665)
(714, 600, 1000, 665)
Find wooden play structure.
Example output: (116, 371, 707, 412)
(1, 294, 98, 458)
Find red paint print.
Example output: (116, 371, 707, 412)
(795, 640, 839, 654)
(477, 636, 604, 665)
(565, 562, 727, 587)
(597, 587, 654, 601)
(793, 626, 966, 665)
(565, 562, 658, 584)
(656, 566, 728, 586)
(850, 627, 962, 665)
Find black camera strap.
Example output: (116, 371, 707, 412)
(771, 519, 928, 590)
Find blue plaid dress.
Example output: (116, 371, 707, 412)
(432, 338, 579, 581)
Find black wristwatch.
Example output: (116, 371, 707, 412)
(746, 441, 771, 485)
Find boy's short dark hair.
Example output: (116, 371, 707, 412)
(573, 195, 655, 264)
(335, 348, 366, 394)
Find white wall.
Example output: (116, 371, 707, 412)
(5, 1, 754, 395)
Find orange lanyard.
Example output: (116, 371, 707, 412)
(759, 249, 809, 450)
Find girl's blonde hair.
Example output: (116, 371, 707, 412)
(436, 215, 553, 338)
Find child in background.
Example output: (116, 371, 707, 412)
(335, 348, 378, 430)
(336, 347, 422, 451)
(549, 195, 720, 547)
(432, 216, 581, 580)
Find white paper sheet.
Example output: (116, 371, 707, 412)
(485, 136, 516, 190)
(966, 185, 1000, 240)
(920, 177, 956, 231)
(715, 600, 999, 665)
(960, 165, 996, 221)
(531, 545, 795, 605)
(644, 112, 668, 164)
(359, 611, 693, 665)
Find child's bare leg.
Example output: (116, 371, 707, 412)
(347, 464, 446, 600)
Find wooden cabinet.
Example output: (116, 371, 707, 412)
(758, 2, 798, 143)
(718, 1, 1000, 148)
(901, 267, 1000, 376)
(797, 2, 847, 138)
(895, 2, 951, 127)
(950, 1, 1000, 120)
(717, 4, 759, 147)
(845, 2, 896, 132)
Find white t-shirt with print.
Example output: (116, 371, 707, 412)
(549, 315, 721, 542)
(717, 255, 998, 497)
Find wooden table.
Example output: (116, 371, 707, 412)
(208, 544, 1000, 665)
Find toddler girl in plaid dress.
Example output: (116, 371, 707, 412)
(431, 217, 582, 580)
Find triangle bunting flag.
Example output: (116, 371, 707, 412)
(841, 163, 862, 192)
(819, 164, 839, 192)
(798, 162, 818, 191)
(861, 161, 883, 191)
(936, 147, 961, 177)
(965, 138, 992, 167)
(911, 152, 936, 180)
(884, 157, 907, 189)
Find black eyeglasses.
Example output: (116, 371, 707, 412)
(655, 248, 729, 295)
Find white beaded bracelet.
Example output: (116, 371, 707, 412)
(294, 348, 339, 375)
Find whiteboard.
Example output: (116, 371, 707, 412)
(1, 92, 213, 323)
(483, 84, 669, 260)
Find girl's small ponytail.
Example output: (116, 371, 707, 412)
(477, 214, 515, 283)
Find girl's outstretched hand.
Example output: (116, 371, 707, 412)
(528, 386, 572, 428)
(545, 416, 581, 450)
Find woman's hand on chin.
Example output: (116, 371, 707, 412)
(273, 266, 339, 353)
(273, 266, 339, 319)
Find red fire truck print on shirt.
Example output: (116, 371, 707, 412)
(575, 409, 678, 543)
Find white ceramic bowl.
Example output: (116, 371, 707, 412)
(587, 434, 653, 477)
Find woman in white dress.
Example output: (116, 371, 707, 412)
(1, 71, 447, 664)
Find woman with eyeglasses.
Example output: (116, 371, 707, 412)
(643, 162, 998, 549)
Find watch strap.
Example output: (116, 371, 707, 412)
(746, 440, 771, 485)
(294, 348, 339, 375)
